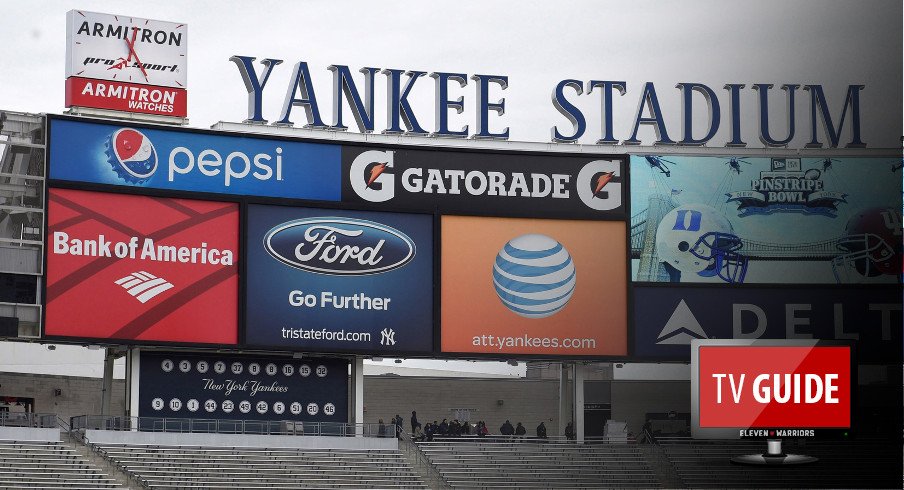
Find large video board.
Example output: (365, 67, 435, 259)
(631, 155, 901, 284)
(45, 188, 239, 344)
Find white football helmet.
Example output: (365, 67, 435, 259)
(656, 203, 748, 283)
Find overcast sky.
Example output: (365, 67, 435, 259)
(0, 1, 900, 376)
(1, 0, 901, 148)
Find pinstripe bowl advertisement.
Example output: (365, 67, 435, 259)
(630, 156, 902, 284)
(45, 188, 239, 344)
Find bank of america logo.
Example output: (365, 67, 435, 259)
(115, 271, 174, 303)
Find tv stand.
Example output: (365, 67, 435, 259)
(731, 439, 818, 465)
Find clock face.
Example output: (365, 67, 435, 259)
(66, 9, 187, 88)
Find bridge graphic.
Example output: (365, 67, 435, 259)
(631, 194, 842, 281)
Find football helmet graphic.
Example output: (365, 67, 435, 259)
(832, 207, 902, 282)
(656, 203, 748, 283)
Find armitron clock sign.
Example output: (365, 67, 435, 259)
(65, 10, 188, 118)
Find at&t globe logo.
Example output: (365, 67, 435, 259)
(492, 234, 576, 318)
(105, 128, 157, 183)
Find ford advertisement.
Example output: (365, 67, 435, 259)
(245, 205, 433, 354)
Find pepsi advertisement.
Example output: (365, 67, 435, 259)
(48, 116, 341, 201)
(342, 147, 626, 220)
(632, 285, 902, 362)
(245, 205, 433, 354)
(137, 351, 348, 424)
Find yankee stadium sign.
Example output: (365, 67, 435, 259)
(230, 56, 867, 148)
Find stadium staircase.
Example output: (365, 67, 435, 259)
(417, 436, 661, 488)
(659, 438, 902, 489)
(0, 439, 125, 488)
(90, 442, 428, 489)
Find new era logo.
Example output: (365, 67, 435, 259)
(115, 271, 174, 303)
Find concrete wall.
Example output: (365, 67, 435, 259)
(363, 376, 565, 436)
(0, 371, 126, 424)
(0, 426, 60, 442)
(85, 429, 398, 450)
(611, 380, 690, 435)
(1, 371, 689, 438)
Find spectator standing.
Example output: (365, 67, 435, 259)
(536, 422, 548, 439)
(378, 419, 387, 438)
(410, 411, 421, 435)
(439, 419, 449, 436)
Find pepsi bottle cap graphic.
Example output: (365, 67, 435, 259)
(105, 128, 158, 183)
(493, 233, 576, 319)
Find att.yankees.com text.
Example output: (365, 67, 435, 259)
(472, 334, 596, 350)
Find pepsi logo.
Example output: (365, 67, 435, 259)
(493, 234, 576, 318)
(264, 217, 415, 275)
(106, 128, 158, 183)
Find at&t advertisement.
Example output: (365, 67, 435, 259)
(440, 216, 627, 357)
(245, 205, 433, 354)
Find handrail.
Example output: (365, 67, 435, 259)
(0, 412, 57, 428)
(399, 430, 450, 489)
(70, 415, 384, 438)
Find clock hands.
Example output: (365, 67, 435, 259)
(107, 26, 149, 82)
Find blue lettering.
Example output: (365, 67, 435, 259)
(550, 79, 585, 143)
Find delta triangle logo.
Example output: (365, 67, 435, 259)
(656, 299, 708, 345)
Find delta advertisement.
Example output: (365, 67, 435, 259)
(633, 285, 902, 362)
(440, 215, 627, 357)
(245, 205, 433, 354)
(630, 155, 902, 284)
(48, 117, 341, 201)
(45, 188, 239, 344)
(342, 147, 625, 219)
(137, 351, 348, 423)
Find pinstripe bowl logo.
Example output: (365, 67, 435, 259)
(492, 234, 576, 318)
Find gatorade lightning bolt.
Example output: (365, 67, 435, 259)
(105, 128, 158, 183)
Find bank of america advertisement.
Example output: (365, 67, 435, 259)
(440, 216, 627, 357)
(48, 117, 341, 201)
(630, 155, 902, 284)
(245, 205, 433, 354)
(45, 189, 238, 344)
(137, 351, 348, 423)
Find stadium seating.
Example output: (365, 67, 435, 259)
(417, 436, 660, 488)
(660, 439, 901, 489)
(92, 442, 427, 489)
(0, 440, 122, 488)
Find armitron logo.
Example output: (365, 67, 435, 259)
(264, 217, 415, 275)
(106, 128, 157, 183)
(115, 271, 174, 303)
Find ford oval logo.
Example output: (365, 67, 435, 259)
(264, 217, 416, 275)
